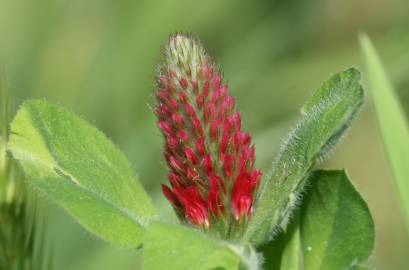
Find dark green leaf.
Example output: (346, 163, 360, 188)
(300, 170, 374, 270)
(258, 210, 301, 270)
(260, 170, 374, 270)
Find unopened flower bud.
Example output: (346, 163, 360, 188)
(155, 34, 261, 237)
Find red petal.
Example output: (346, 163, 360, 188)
(161, 184, 179, 206)
(177, 130, 189, 142)
(224, 155, 233, 178)
(212, 75, 221, 91)
(231, 172, 254, 220)
(166, 135, 179, 149)
(185, 147, 198, 165)
(203, 81, 210, 97)
(179, 78, 188, 89)
(157, 121, 172, 135)
(204, 155, 213, 174)
(168, 156, 185, 173)
(196, 138, 205, 157)
(179, 91, 188, 104)
(171, 113, 184, 126)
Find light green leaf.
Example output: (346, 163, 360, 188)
(143, 222, 243, 270)
(360, 34, 409, 231)
(244, 68, 365, 245)
(8, 100, 157, 248)
(300, 170, 374, 270)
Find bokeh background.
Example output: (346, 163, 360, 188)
(1, 0, 408, 269)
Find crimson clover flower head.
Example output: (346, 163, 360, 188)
(155, 34, 261, 237)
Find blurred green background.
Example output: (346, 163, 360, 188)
(1, 0, 408, 269)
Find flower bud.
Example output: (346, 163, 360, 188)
(155, 34, 261, 237)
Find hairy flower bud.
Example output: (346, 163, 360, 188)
(155, 34, 261, 237)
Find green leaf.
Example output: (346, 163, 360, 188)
(300, 170, 374, 270)
(259, 211, 303, 270)
(279, 214, 301, 270)
(8, 100, 157, 248)
(143, 222, 243, 270)
(244, 68, 365, 245)
(360, 34, 409, 231)
(260, 170, 374, 270)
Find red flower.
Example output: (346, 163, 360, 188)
(155, 34, 261, 235)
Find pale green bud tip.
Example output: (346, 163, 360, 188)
(165, 34, 208, 81)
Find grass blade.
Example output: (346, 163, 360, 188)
(360, 34, 409, 231)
